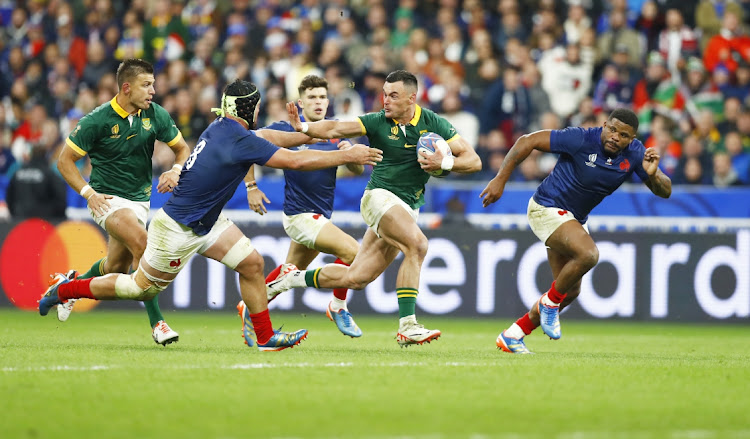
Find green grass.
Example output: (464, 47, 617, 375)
(1, 309, 749, 439)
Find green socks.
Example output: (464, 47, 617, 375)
(77, 257, 164, 328)
(397, 288, 418, 318)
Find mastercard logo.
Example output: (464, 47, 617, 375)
(0, 219, 107, 311)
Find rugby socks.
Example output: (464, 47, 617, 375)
(58, 278, 96, 300)
(396, 288, 418, 319)
(505, 313, 538, 339)
(542, 281, 566, 306)
(77, 257, 107, 279)
(304, 268, 322, 288)
(249, 309, 274, 345)
(145, 297, 165, 329)
(332, 258, 349, 301)
(265, 264, 283, 283)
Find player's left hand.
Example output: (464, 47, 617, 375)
(643, 147, 661, 176)
(247, 187, 270, 215)
(286, 102, 303, 132)
(157, 168, 180, 193)
(418, 146, 444, 172)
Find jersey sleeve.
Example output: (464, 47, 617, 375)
(234, 130, 281, 166)
(152, 103, 182, 146)
(65, 115, 100, 156)
(549, 127, 587, 156)
(357, 112, 382, 136)
(431, 114, 460, 143)
(259, 121, 295, 132)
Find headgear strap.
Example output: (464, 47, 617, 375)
(211, 89, 259, 126)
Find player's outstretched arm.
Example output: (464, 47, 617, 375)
(264, 144, 383, 171)
(642, 147, 672, 198)
(256, 128, 313, 148)
(286, 102, 364, 139)
(480, 130, 552, 207)
(338, 140, 365, 175)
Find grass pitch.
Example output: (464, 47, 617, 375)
(1, 309, 749, 439)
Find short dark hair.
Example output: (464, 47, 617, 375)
(608, 108, 639, 132)
(385, 70, 418, 91)
(224, 79, 261, 127)
(116, 59, 154, 89)
(298, 75, 328, 96)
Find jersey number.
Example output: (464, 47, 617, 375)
(185, 139, 206, 170)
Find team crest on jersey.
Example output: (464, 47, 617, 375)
(585, 153, 597, 168)
(110, 124, 120, 138)
(142, 118, 152, 131)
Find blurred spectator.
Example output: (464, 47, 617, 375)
(596, 9, 644, 68)
(633, 51, 684, 135)
(539, 42, 592, 120)
(360, 70, 386, 114)
(644, 115, 681, 176)
(5, 144, 67, 220)
(723, 130, 750, 183)
(717, 97, 742, 135)
(712, 151, 742, 186)
(481, 66, 533, 145)
(592, 63, 631, 113)
(563, 0, 592, 45)
(142, 0, 190, 65)
(81, 40, 118, 90)
(673, 134, 714, 184)
(720, 58, 750, 101)
(439, 91, 479, 149)
(696, 0, 745, 50)
(54, 7, 87, 79)
(680, 57, 723, 127)
(693, 108, 723, 153)
(635, 1, 665, 54)
(657, 8, 699, 78)
(702, 10, 750, 74)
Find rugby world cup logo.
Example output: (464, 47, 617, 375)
(586, 153, 597, 167)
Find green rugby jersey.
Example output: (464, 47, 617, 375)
(358, 105, 459, 208)
(66, 96, 182, 202)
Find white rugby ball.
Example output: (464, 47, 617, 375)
(417, 132, 452, 178)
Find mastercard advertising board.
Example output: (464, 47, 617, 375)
(0, 219, 106, 311)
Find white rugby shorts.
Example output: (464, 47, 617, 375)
(143, 209, 235, 274)
(527, 196, 589, 245)
(89, 194, 149, 229)
(282, 212, 330, 249)
(360, 188, 419, 238)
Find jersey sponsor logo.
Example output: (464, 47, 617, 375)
(71, 125, 81, 137)
(142, 118, 152, 131)
(606, 157, 613, 165)
(126, 134, 137, 140)
(620, 159, 630, 171)
(404, 144, 416, 148)
(585, 153, 597, 168)
(110, 124, 120, 138)
(169, 258, 181, 268)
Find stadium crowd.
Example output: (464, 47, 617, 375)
(2, 0, 750, 220)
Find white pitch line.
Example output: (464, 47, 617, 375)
(1, 361, 515, 373)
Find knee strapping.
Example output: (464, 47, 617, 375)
(114, 272, 167, 301)
(220, 236, 255, 269)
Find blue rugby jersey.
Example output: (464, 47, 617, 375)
(263, 120, 339, 219)
(533, 126, 649, 223)
(163, 117, 279, 235)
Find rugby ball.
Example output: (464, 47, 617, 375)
(417, 132, 452, 178)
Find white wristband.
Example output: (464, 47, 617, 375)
(245, 181, 258, 191)
(300, 122, 309, 133)
(79, 184, 94, 199)
(441, 155, 455, 171)
(171, 164, 182, 172)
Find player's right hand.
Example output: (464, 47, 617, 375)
(247, 187, 270, 215)
(87, 192, 113, 217)
(480, 177, 505, 208)
(345, 144, 383, 166)
(286, 102, 303, 131)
